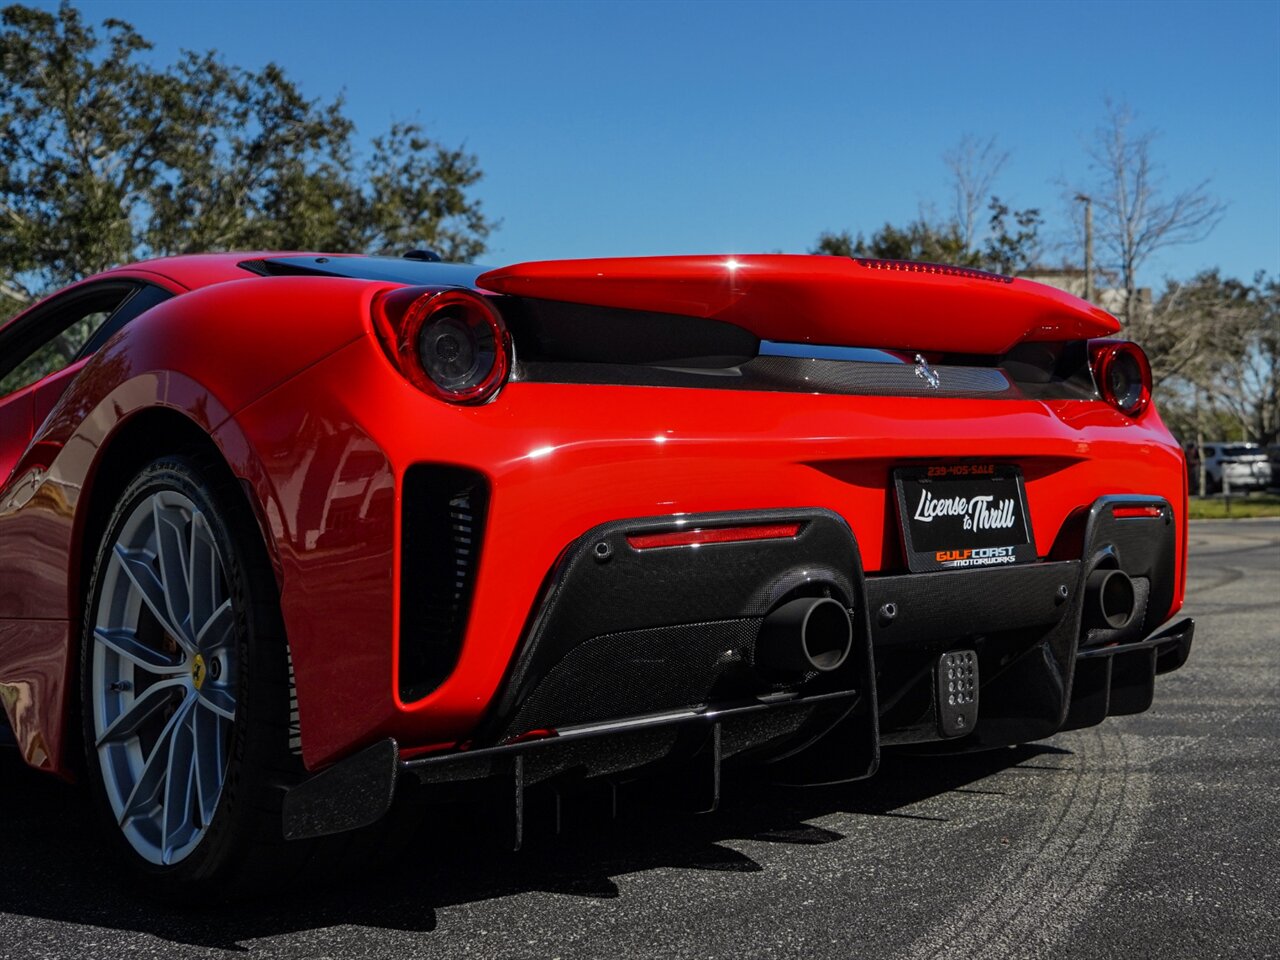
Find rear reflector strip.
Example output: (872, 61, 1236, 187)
(627, 523, 801, 550)
(1112, 505, 1164, 519)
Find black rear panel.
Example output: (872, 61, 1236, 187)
(481, 508, 867, 744)
(502, 296, 758, 367)
(499, 298, 1099, 401)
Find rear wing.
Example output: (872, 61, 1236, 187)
(476, 255, 1119, 356)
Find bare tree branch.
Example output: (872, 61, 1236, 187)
(1074, 100, 1227, 327)
(0, 279, 34, 307)
(944, 134, 1009, 253)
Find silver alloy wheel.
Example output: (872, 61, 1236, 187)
(91, 489, 238, 866)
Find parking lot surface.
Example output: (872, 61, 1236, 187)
(1, 519, 1277, 959)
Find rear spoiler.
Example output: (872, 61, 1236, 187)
(475, 255, 1119, 356)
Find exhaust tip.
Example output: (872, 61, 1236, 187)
(802, 599, 854, 671)
(1086, 568, 1136, 631)
(757, 597, 853, 675)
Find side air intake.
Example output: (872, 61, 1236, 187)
(399, 464, 489, 702)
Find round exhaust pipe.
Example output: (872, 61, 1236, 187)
(756, 597, 853, 675)
(1084, 568, 1136, 630)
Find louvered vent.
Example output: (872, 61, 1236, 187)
(399, 465, 489, 702)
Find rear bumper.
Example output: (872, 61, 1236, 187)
(470, 493, 1178, 754)
(229, 335, 1189, 768)
(283, 614, 1195, 843)
(281, 493, 1192, 841)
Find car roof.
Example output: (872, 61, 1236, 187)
(97, 252, 338, 290)
(1, 253, 491, 338)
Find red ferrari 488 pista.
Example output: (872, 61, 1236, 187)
(0, 252, 1192, 891)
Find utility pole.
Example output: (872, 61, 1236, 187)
(1075, 194, 1095, 302)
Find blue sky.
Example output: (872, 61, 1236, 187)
(66, 0, 1280, 286)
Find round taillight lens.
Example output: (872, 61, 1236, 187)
(395, 289, 510, 404)
(1090, 340, 1152, 418)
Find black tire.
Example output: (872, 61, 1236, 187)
(80, 452, 307, 896)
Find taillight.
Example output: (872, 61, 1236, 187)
(374, 287, 511, 404)
(1089, 339, 1152, 418)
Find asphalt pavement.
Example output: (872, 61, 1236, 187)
(2, 520, 1277, 959)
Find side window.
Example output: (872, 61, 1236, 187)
(76, 284, 174, 359)
(1203, 446, 1216, 458)
(0, 306, 115, 396)
(0, 282, 171, 396)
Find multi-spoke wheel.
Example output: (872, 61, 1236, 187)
(81, 454, 302, 890)
(91, 488, 238, 865)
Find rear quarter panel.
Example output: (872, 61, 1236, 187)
(0, 276, 383, 773)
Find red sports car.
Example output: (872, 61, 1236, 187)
(0, 252, 1193, 890)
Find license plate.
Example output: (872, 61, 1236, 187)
(893, 463, 1037, 573)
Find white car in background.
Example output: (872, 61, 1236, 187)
(1194, 443, 1273, 493)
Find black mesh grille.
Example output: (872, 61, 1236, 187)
(746, 355, 1014, 398)
(519, 355, 1017, 399)
(400, 465, 489, 702)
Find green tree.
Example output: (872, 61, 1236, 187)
(812, 219, 975, 264)
(982, 198, 1043, 276)
(810, 230, 858, 259)
(812, 207, 1040, 276)
(0, 2, 494, 317)
(1139, 271, 1254, 390)
(1144, 270, 1278, 453)
(1212, 273, 1279, 446)
(812, 135, 1040, 274)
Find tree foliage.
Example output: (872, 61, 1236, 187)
(1159, 272, 1278, 445)
(812, 134, 1041, 276)
(0, 2, 494, 314)
(812, 219, 973, 265)
(982, 198, 1043, 277)
(812, 197, 1041, 276)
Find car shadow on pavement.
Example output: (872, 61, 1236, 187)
(0, 741, 1068, 952)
